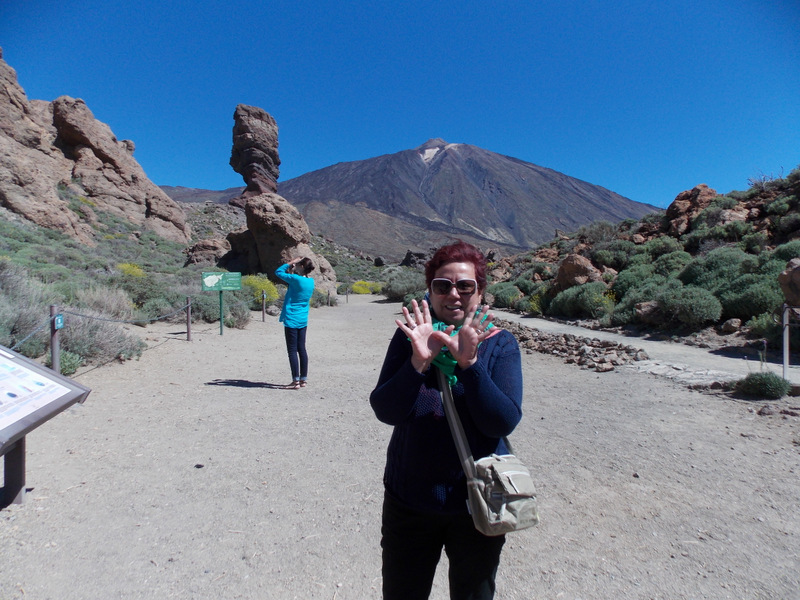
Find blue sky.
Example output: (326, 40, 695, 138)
(2, 0, 798, 208)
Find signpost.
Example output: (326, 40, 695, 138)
(201, 272, 242, 335)
(0, 345, 90, 507)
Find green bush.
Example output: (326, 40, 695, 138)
(548, 281, 609, 319)
(612, 264, 656, 298)
(736, 372, 791, 399)
(771, 240, 800, 262)
(44, 350, 84, 376)
(642, 236, 683, 259)
(717, 274, 783, 321)
(657, 285, 722, 329)
(652, 251, 692, 277)
(678, 246, 749, 292)
(382, 268, 426, 301)
(745, 312, 782, 346)
(591, 239, 637, 271)
(487, 282, 522, 309)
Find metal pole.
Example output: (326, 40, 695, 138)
(783, 304, 789, 380)
(186, 296, 192, 342)
(2, 437, 26, 506)
(50, 305, 60, 375)
(262, 290, 266, 322)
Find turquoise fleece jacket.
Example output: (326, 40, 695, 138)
(275, 263, 315, 328)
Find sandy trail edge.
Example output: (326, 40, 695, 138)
(1, 294, 799, 600)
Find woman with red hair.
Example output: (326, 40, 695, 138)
(370, 240, 524, 599)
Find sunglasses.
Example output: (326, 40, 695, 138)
(430, 278, 478, 295)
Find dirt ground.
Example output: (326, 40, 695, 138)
(1, 294, 798, 599)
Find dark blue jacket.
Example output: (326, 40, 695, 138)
(370, 327, 523, 513)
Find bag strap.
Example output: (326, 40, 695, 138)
(436, 367, 478, 479)
(436, 367, 517, 473)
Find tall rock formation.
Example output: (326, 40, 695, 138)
(212, 104, 336, 294)
(0, 48, 190, 245)
(229, 104, 280, 204)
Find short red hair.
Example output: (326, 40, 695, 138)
(425, 241, 487, 292)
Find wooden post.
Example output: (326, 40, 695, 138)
(50, 305, 60, 375)
(186, 296, 192, 342)
(783, 304, 790, 380)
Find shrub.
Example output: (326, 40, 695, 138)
(745, 312, 782, 346)
(591, 239, 637, 271)
(58, 310, 146, 362)
(740, 232, 769, 254)
(736, 372, 791, 399)
(612, 264, 656, 298)
(657, 285, 722, 329)
(352, 280, 373, 294)
(678, 246, 749, 292)
(487, 282, 522, 309)
(642, 236, 683, 259)
(75, 286, 134, 319)
(717, 274, 783, 321)
(382, 269, 426, 302)
(117, 262, 146, 278)
(771, 240, 800, 262)
(242, 275, 279, 308)
(652, 251, 692, 277)
(44, 350, 84, 376)
(548, 281, 609, 319)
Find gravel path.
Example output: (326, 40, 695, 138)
(1, 295, 798, 599)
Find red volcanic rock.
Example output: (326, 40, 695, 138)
(665, 184, 717, 236)
(0, 48, 190, 245)
(230, 104, 280, 197)
(552, 254, 604, 293)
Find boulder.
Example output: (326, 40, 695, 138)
(552, 254, 604, 293)
(778, 258, 800, 306)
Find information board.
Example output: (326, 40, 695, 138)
(0, 345, 91, 456)
(201, 272, 242, 291)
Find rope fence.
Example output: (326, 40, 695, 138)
(6, 288, 336, 375)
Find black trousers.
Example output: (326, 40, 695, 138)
(381, 492, 506, 600)
(283, 326, 308, 380)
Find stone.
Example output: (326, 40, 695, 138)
(720, 318, 742, 334)
(778, 258, 800, 306)
(552, 254, 604, 293)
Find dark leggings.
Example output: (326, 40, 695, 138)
(283, 326, 308, 381)
(381, 492, 505, 600)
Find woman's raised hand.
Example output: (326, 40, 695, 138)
(395, 299, 451, 373)
(431, 303, 495, 369)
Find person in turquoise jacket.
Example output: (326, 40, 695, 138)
(275, 256, 316, 389)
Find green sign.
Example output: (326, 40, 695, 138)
(201, 272, 242, 291)
(54, 314, 64, 330)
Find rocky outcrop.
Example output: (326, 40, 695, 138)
(0, 48, 190, 245)
(229, 104, 280, 204)
(210, 104, 336, 294)
(664, 184, 717, 236)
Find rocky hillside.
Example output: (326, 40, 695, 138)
(276, 138, 658, 260)
(0, 48, 190, 246)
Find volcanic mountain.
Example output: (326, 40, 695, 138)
(276, 139, 658, 259)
